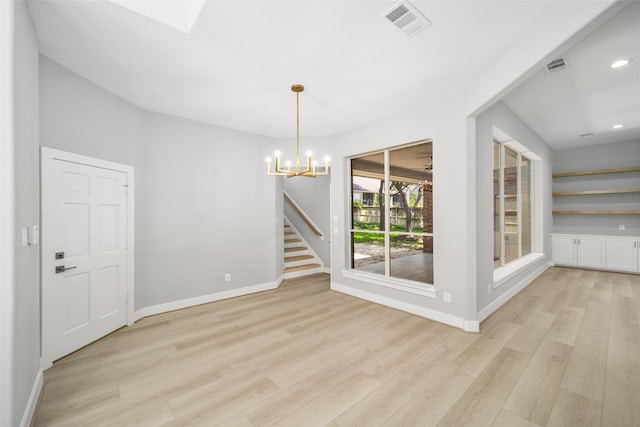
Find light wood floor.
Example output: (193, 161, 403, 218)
(33, 267, 640, 426)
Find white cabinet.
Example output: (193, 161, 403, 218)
(577, 236, 606, 269)
(551, 234, 605, 268)
(605, 237, 638, 272)
(552, 234, 639, 273)
(551, 235, 577, 266)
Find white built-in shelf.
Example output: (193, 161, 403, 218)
(552, 167, 639, 216)
(552, 166, 640, 178)
(553, 188, 640, 196)
(553, 210, 640, 215)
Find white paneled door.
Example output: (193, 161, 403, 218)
(42, 148, 134, 366)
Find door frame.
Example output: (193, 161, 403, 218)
(40, 147, 135, 368)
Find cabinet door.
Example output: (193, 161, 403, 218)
(606, 237, 638, 272)
(552, 235, 577, 266)
(577, 236, 606, 268)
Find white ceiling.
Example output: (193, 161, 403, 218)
(27, 0, 636, 149)
(503, 1, 640, 150)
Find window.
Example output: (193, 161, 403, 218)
(493, 133, 535, 268)
(362, 193, 374, 206)
(350, 141, 433, 285)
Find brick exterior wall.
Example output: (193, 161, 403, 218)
(423, 183, 433, 254)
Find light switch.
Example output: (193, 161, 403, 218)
(28, 225, 39, 245)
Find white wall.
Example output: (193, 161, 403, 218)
(40, 57, 281, 311)
(1, 1, 41, 425)
(0, 3, 16, 425)
(474, 101, 554, 315)
(13, 1, 40, 422)
(553, 139, 640, 236)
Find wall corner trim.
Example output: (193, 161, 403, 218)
(478, 261, 552, 323)
(463, 320, 480, 333)
(134, 276, 284, 322)
(331, 281, 470, 332)
(19, 368, 43, 427)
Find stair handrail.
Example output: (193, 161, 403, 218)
(283, 190, 324, 240)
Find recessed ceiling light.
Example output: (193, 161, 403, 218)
(611, 58, 632, 68)
(612, 124, 624, 129)
(580, 133, 594, 138)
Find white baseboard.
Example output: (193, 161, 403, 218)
(134, 277, 284, 322)
(331, 282, 477, 332)
(463, 320, 480, 333)
(478, 261, 552, 323)
(19, 368, 43, 427)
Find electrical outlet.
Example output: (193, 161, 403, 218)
(619, 225, 625, 230)
(443, 292, 451, 303)
(224, 273, 231, 282)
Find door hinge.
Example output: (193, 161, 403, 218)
(123, 184, 129, 195)
(126, 294, 129, 305)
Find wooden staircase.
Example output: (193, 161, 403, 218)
(283, 224, 322, 277)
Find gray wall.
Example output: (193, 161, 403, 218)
(553, 139, 640, 236)
(11, 1, 40, 425)
(474, 101, 554, 314)
(328, 97, 477, 321)
(39, 56, 142, 165)
(136, 111, 278, 307)
(40, 57, 280, 310)
(282, 166, 331, 267)
(274, 176, 284, 277)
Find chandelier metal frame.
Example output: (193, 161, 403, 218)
(266, 84, 329, 178)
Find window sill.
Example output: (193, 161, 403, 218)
(342, 270, 436, 298)
(493, 252, 545, 288)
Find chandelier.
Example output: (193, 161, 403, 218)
(266, 84, 330, 177)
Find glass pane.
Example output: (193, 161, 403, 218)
(493, 142, 501, 267)
(352, 231, 385, 271)
(521, 157, 532, 256)
(388, 143, 433, 283)
(504, 147, 519, 264)
(390, 233, 433, 284)
(351, 153, 384, 231)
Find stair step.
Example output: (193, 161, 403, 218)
(284, 263, 321, 273)
(284, 246, 307, 253)
(284, 231, 296, 236)
(284, 254, 314, 263)
(284, 238, 301, 244)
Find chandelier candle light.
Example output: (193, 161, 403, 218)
(266, 84, 330, 177)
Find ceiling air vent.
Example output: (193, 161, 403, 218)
(382, 1, 431, 38)
(546, 58, 570, 73)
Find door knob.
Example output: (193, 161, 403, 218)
(55, 265, 77, 274)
